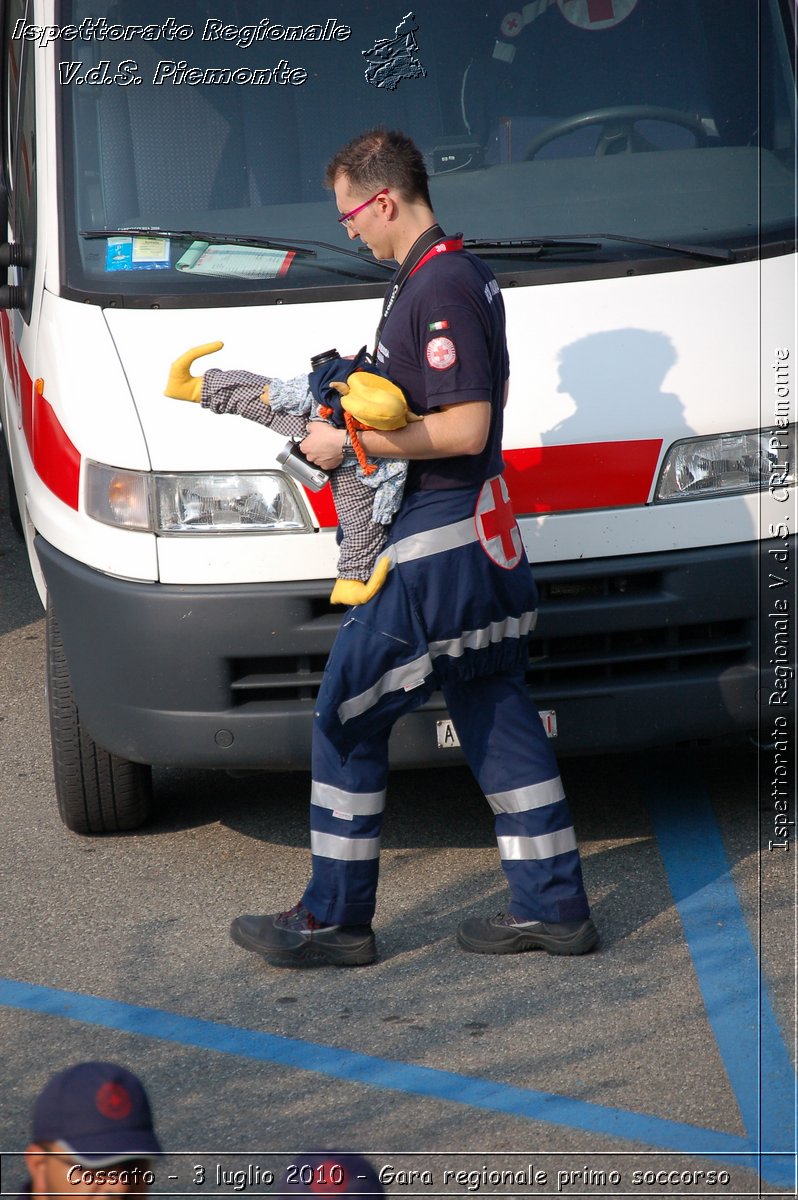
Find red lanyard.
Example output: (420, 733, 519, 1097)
(373, 227, 463, 356)
(409, 235, 464, 277)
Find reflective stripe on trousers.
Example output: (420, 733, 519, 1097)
(302, 733, 390, 926)
(335, 611, 538, 730)
(301, 669, 590, 927)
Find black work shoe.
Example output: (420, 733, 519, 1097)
(230, 902, 377, 966)
(457, 912, 598, 956)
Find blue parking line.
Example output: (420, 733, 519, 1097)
(0, 977, 760, 1175)
(1, 767, 793, 1188)
(645, 767, 796, 1191)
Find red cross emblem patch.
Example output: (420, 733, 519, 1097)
(475, 476, 523, 569)
(426, 336, 457, 370)
(500, 11, 524, 36)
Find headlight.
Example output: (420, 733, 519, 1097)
(85, 463, 312, 533)
(154, 473, 310, 533)
(654, 426, 796, 502)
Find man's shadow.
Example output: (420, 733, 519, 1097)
(544, 328, 689, 445)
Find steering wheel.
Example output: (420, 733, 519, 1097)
(523, 106, 709, 160)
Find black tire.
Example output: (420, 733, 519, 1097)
(46, 600, 154, 834)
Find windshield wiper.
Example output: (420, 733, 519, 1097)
(463, 238, 602, 256)
(81, 227, 394, 271)
(465, 233, 734, 263)
(584, 232, 734, 262)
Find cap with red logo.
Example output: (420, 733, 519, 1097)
(31, 1062, 161, 1165)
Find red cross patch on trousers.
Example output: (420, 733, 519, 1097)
(475, 476, 523, 569)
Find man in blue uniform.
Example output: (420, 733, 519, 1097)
(230, 127, 597, 966)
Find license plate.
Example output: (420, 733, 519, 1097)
(437, 709, 557, 748)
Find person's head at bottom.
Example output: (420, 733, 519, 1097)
(24, 1062, 161, 1199)
(278, 1154, 384, 1197)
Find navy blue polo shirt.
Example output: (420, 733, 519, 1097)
(375, 248, 509, 491)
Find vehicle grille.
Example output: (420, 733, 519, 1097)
(226, 560, 752, 707)
(525, 619, 751, 690)
(230, 654, 328, 705)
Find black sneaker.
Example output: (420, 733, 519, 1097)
(230, 903, 377, 966)
(457, 912, 598, 956)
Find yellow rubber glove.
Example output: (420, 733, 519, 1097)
(329, 555, 391, 606)
(163, 340, 225, 403)
(330, 372, 423, 430)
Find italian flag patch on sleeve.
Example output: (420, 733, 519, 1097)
(428, 320, 449, 331)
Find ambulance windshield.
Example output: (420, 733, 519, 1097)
(56, 0, 796, 305)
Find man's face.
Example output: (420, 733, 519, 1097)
(334, 174, 394, 261)
(25, 1145, 152, 1198)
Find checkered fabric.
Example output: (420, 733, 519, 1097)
(200, 367, 403, 581)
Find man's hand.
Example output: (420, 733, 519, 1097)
(300, 420, 347, 471)
(164, 341, 224, 403)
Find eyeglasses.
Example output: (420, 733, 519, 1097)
(337, 188, 389, 226)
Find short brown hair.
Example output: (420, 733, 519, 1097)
(325, 127, 432, 207)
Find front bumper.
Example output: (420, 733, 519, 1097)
(36, 535, 785, 768)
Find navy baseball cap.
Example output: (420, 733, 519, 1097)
(31, 1062, 161, 1165)
(278, 1154, 384, 1196)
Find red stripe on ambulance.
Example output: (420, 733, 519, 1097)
(13, 343, 81, 510)
(303, 481, 339, 528)
(304, 438, 662, 529)
(32, 389, 81, 510)
(503, 439, 662, 514)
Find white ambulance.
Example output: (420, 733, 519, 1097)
(1, 0, 795, 832)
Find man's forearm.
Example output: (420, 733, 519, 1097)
(360, 401, 490, 460)
(299, 399, 491, 469)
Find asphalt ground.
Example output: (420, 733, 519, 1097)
(0, 474, 795, 1197)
